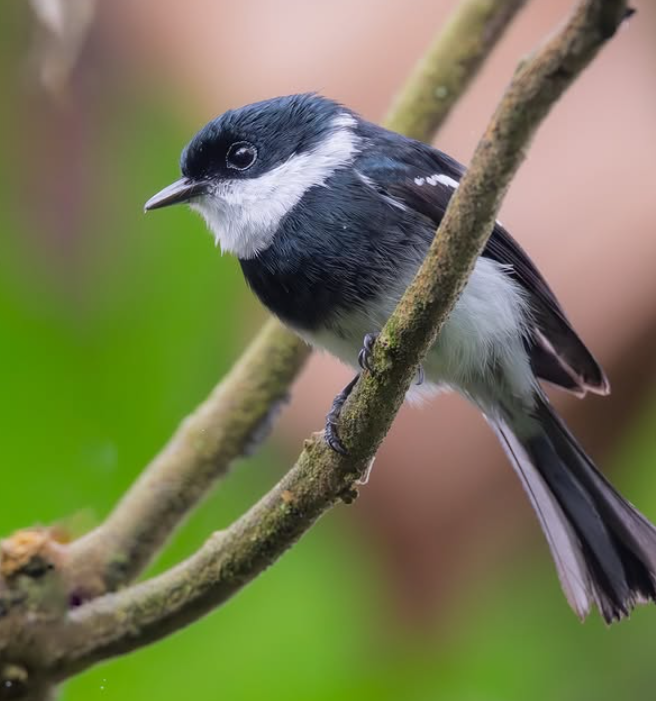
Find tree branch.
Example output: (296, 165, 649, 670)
(385, 0, 529, 139)
(59, 0, 528, 598)
(64, 319, 308, 596)
(40, 0, 629, 679)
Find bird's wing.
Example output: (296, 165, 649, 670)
(356, 148, 609, 396)
(483, 224, 609, 396)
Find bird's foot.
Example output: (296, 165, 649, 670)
(324, 374, 359, 455)
(357, 331, 424, 385)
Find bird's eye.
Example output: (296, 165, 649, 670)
(226, 141, 258, 171)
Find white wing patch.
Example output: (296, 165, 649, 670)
(414, 173, 459, 189)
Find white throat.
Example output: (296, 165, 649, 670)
(190, 114, 360, 259)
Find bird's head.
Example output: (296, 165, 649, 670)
(144, 93, 361, 259)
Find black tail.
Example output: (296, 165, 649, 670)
(491, 395, 656, 623)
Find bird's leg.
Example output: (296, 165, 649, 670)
(325, 373, 360, 455)
(357, 331, 424, 385)
(326, 329, 426, 454)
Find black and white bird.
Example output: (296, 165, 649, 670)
(145, 93, 656, 623)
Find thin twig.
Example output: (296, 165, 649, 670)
(42, 0, 629, 678)
(386, 0, 529, 139)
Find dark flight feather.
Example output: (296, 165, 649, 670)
(354, 134, 610, 397)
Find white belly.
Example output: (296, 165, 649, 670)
(298, 257, 537, 403)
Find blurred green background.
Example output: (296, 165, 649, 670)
(2, 2, 656, 700)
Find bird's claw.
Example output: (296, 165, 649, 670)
(325, 336, 424, 453)
(357, 331, 424, 386)
(325, 419, 348, 455)
(357, 332, 378, 373)
(324, 374, 359, 455)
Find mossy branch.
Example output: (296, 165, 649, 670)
(64, 319, 309, 596)
(32, 0, 630, 681)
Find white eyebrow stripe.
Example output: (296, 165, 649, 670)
(414, 173, 459, 189)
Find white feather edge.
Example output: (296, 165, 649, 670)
(489, 417, 593, 620)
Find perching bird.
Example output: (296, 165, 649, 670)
(145, 93, 656, 623)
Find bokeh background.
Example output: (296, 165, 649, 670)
(2, 1, 656, 699)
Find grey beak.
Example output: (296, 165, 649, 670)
(144, 178, 208, 212)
